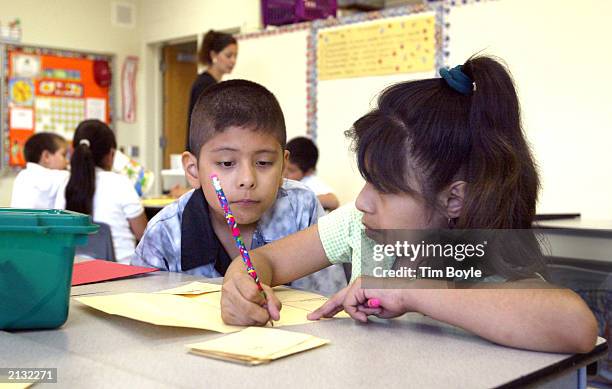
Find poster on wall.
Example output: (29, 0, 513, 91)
(317, 14, 436, 80)
(2, 45, 113, 167)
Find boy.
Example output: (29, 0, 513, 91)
(132, 80, 345, 295)
(284, 136, 339, 211)
(11, 132, 69, 209)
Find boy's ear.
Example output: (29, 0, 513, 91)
(440, 181, 466, 219)
(182, 151, 201, 188)
(39, 150, 51, 165)
(280, 150, 290, 185)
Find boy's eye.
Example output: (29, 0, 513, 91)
(217, 161, 235, 168)
(256, 160, 273, 167)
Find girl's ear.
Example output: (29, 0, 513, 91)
(440, 181, 467, 218)
(182, 151, 200, 188)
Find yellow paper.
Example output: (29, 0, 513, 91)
(155, 281, 222, 295)
(75, 287, 347, 333)
(317, 13, 436, 80)
(75, 293, 242, 333)
(0, 383, 33, 389)
(141, 197, 175, 207)
(186, 327, 329, 364)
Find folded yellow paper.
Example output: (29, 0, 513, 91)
(154, 281, 222, 295)
(75, 286, 347, 333)
(186, 327, 329, 365)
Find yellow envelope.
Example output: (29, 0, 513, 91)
(75, 293, 242, 333)
(75, 287, 347, 333)
(155, 281, 222, 295)
(186, 327, 329, 365)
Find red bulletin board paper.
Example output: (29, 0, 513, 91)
(5, 47, 112, 167)
(72, 260, 158, 286)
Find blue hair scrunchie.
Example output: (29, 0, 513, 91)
(439, 65, 474, 95)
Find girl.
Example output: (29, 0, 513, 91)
(11, 132, 68, 209)
(55, 120, 147, 263)
(219, 56, 598, 353)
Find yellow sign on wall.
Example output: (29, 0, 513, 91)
(317, 14, 436, 80)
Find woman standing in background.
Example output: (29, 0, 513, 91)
(186, 30, 238, 151)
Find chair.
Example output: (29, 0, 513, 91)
(76, 222, 115, 261)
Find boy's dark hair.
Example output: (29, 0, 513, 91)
(189, 79, 286, 158)
(24, 132, 65, 163)
(65, 119, 117, 216)
(286, 137, 318, 173)
(199, 30, 237, 66)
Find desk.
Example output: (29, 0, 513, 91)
(142, 197, 176, 220)
(1, 272, 607, 388)
(535, 219, 612, 266)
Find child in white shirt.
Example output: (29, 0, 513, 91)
(284, 136, 340, 211)
(54, 120, 147, 262)
(11, 132, 69, 209)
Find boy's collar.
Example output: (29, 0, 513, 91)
(180, 188, 232, 274)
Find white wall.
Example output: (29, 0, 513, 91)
(229, 29, 309, 142)
(447, 0, 612, 219)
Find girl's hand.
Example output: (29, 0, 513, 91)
(221, 272, 281, 326)
(307, 277, 412, 322)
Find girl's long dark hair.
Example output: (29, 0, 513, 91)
(65, 120, 116, 216)
(346, 55, 542, 279)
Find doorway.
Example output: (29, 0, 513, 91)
(161, 40, 198, 169)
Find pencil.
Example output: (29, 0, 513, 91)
(210, 174, 273, 326)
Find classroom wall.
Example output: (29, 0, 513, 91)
(0, 0, 262, 206)
(0, 0, 142, 206)
(315, 1, 612, 219)
(137, 0, 262, 194)
(316, 13, 437, 206)
(229, 29, 309, 142)
(447, 0, 612, 219)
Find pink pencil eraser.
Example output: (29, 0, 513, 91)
(367, 298, 380, 308)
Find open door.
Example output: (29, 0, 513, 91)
(161, 41, 197, 169)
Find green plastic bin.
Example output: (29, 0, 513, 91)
(0, 208, 98, 330)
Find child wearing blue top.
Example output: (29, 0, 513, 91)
(133, 80, 347, 294)
(220, 56, 598, 353)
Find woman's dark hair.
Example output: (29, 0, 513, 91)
(65, 119, 117, 216)
(24, 132, 65, 163)
(199, 30, 237, 66)
(346, 55, 542, 279)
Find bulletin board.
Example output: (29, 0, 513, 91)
(1, 44, 113, 168)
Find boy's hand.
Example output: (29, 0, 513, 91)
(221, 272, 281, 326)
(307, 277, 411, 323)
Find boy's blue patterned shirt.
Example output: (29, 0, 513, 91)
(131, 179, 324, 278)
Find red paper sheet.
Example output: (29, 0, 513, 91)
(72, 260, 158, 286)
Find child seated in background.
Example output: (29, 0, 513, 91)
(11, 132, 69, 209)
(55, 120, 147, 263)
(284, 136, 339, 211)
(132, 80, 346, 295)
